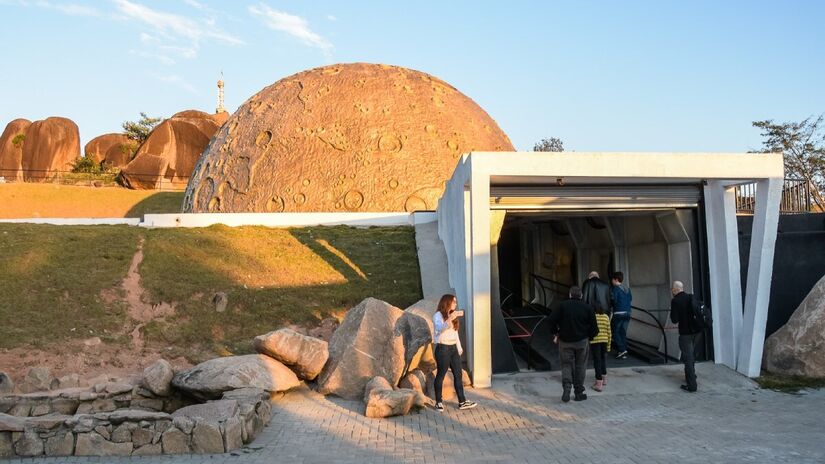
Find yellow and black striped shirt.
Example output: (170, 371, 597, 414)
(591, 313, 612, 346)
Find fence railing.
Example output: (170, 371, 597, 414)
(735, 178, 824, 214)
(0, 168, 189, 191)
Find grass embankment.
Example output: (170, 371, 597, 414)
(756, 372, 825, 393)
(0, 224, 422, 362)
(0, 183, 183, 218)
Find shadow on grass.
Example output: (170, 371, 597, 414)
(124, 191, 184, 218)
(137, 225, 423, 361)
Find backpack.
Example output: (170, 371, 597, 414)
(689, 294, 712, 330)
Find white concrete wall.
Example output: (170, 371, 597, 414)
(0, 218, 141, 226)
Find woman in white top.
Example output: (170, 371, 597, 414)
(432, 294, 477, 411)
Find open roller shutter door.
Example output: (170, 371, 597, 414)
(490, 185, 702, 210)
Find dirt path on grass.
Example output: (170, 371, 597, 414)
(122, 237, 176, 349)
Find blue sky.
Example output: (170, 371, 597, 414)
(1, 0, 824, 152)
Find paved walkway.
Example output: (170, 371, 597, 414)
(7, 363, 825, 463)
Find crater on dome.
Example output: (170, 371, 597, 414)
(182, 63, 514, 213)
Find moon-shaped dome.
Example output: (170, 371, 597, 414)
(182, 63, 514, 213)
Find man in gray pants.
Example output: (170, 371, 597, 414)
(670, 281, 699, 392)
(548, 286, 599, 402)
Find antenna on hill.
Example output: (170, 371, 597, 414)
(216, 71, 226, 114)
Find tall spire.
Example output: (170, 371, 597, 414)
(216, 71, 226, 114)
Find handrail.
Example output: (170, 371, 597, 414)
(500, 285, 549, 370)
(629, 304, 669, 362)
(530, 273, 571, 309)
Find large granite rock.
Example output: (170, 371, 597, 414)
(253, 328, 329, 380)
(143, 359, 174, 396)
(0, 118, 31, 181)
(172, 355, 300, 399)
(182, 63, 514, 214)
(363, 376, 426, 419)
(21, 117, 80, 181)
(764, 274, 825, 378)
(400, 299, 438, 374)
(317, 298, 406, 399)
(120, 110, 224, 189)
(84, 133, 135, 168)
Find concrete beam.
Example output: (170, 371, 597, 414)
(469, 166, 492, 388)
(738, 178, 783, 377)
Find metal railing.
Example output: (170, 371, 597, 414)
(499, 286, 549, 370)
(0, 168, 189, 191)
(736, 178, 825, 214)
(628, 306, 670, 363)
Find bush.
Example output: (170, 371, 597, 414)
(11, 133, 25, 148)
(71, 156, 103, 174)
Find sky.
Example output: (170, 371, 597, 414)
(1, 0, 824, 152)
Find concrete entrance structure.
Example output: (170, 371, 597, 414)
(437, 152, 784, 387)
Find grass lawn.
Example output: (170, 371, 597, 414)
(0, 183, 183, 218)
(0, 223, 422, 362)
(756, 372, 825, 393)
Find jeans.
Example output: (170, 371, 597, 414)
(434, 343, 466, 404)
(559, 338, 589, 394)
(591, 342, 607, 380)
(612, 314, 630, 352)
(679, 334, 698, 390)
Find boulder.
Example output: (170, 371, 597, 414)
(399, 300, 438, 374)
(363, 376, 426, 419)
(317, 298, 406, 399)
(764, 274, 825, 378)
(21, 116, 80, 181)
(143, 359, 174, 396)
(120, 110, 222, 189)
(399, 369, 428, 396)
(56, 374, 80, 389)
(212, 292, 228, 312)
(75, 431, 133, 456)
(253, 328, 329, 380)
(223, 416, 243, 451)
(0, 118, 31, 181)
(172, 354, 300, 399)
(0, 372, 12, 395)
(84, 133, 135, 168)
(172, 400, 238, 422)
(20, 367, 55, 393)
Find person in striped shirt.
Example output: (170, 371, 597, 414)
(591, 302, 612, 391)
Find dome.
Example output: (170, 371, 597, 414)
(182, 63, 514, 213)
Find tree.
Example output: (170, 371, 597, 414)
(753, 115, 825, 194)
(122, 112, 162, 144)
(533, 137, 564, 152)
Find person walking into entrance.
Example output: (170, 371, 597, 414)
(611, 272, 633, 359)
(670, 281, 699, 392)
(548, 286, 599, 402)
(582, 271, 612, 315)
(432, 294, 478, 411)
(590, 303, 612, 391)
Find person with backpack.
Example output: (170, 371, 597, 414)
(670, 280, 700, 392)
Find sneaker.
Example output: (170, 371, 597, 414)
(574, 393, 588, 401)
(680, 385, 697, 393)
(616, 351, 628, 359)
(435, 402, 444, 412)
(562, 390, 571, 403)
(458, 400, 477, 410)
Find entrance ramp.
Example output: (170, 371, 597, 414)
(414, 220, 455, 299)
(492, 363, 757, 398)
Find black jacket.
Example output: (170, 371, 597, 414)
(582, 277, 612, 313)
(548, 298, 599, 343)
(670, 291, 700, 335)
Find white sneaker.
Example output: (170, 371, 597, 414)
(435, 402, 444, 412)
(458, 400, 477, 410)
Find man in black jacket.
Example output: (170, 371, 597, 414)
(548, 286, 599, 402)
(670, 280, 699, 392)
(582, 271, 612, 315)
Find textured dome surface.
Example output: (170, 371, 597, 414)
(182, 63, 513, 213)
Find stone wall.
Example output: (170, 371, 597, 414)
(0, 385, 271, 457)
